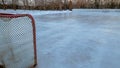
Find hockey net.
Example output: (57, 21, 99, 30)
(0, 13, 37, 68)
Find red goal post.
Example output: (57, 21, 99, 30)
(0, 13, 37, 68)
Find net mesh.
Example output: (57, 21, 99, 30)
(0, 14, 37, 68)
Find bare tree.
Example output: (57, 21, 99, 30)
(95, 0, 99, 8)
(26, 0, 29, 9)
(64, 0, 67, 10)
(57, 0, 62, 10)
(76, 0, 81, 8)
(68, 0, 72, 11)
(43, 0, 46, 10)
(12, 0, 17, 10)
(34, 0, 38, 8)
(2, 0, 5, 5)
(23, 0, 29, 9)
(2, 0, 6, 9)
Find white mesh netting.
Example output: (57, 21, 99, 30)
(0, 14, 36, 68)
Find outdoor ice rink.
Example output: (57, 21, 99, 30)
(1, 9, 120, 68)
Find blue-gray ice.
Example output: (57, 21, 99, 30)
(35, 9, 120, 68)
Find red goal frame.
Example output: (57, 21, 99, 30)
(0, 13, 37, 67)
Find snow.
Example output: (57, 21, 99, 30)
(0, 9, 71, 16)
(1, 9, 120, 68)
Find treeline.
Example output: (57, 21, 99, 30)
(0, 0, 72, 10)
(0, 3, 72, 10)
(34, 1, 72, 10)
(1, 0, 120, 10)
(74, 0, 120, 9)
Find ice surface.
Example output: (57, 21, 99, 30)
(1, 9, 120, 68)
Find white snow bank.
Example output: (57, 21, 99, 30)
(73, 9, 120, 12)
(0, 9, 71, 16)
(1, 9, 120, 16)
(72, 9, 120, 16)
